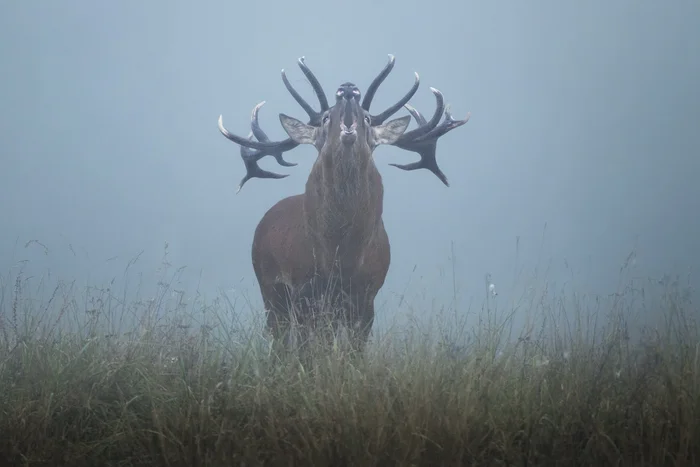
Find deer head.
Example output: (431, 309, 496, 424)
(278, 82, 411, 167)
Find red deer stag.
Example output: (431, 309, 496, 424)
(218, 55, 470, 352)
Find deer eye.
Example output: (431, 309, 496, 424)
(323, 114, 330, 125)
(364, 115, 371, 124)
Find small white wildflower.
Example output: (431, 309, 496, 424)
(614, 369, 621, 379)
(534, 356, 550, 367)
(489, 283, 497, 296)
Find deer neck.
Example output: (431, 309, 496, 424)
(303, 148, 384, 273)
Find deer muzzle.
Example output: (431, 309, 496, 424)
(340, 101, 358, 144)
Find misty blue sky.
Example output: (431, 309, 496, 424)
(1, 0, 698, 327)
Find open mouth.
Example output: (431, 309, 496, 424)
(340, 121, 357, 135)
(340, 120, 357, 145)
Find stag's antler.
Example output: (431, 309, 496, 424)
(389, 94, 471, 187)
(220, 55, 470, 190)
(219, 57, 329, 192)
(249, 102, 297, 169)
(283, 56, 330, 125)
(230, 101, 301, 193)
(362, 55, 470, 187)
(236, 132, 289, 194)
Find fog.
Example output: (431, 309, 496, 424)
(1, 0, 698, 333)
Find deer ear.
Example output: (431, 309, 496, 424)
(279, 114, 316, 145)
(372, 115, 411, 145)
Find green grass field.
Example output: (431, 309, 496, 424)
(0, 250, 698, 466)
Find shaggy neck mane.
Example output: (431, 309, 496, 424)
(303, 146, 384, 272)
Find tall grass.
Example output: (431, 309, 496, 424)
(0, 246, 698, 466)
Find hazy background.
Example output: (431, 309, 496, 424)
(1, 0, 698, 333)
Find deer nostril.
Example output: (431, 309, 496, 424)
(336, 84, 359, 101)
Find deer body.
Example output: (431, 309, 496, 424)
(251, 84, 401, 349)
(251, 182, 390, 347)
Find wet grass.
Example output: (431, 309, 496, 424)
(0, 251, 698, 466)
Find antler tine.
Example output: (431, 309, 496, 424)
(415, 106, 471, 143)
(362, 54, 420, 126)
(281, 70, 320, 125)
(236, 132, 289, 194)
(389, 89, 470, 187)
(250, 102, 297, 167)
(281, 57, 329, 126)
(370, 72, 420, 126)
(219, 114, 298, 151)
(403, 103, 428, 126)
(362, 55, 421, 126)
(362, 54, 395, 111)
(297, 56, 330, 112)
(396, 87, 445, 141)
